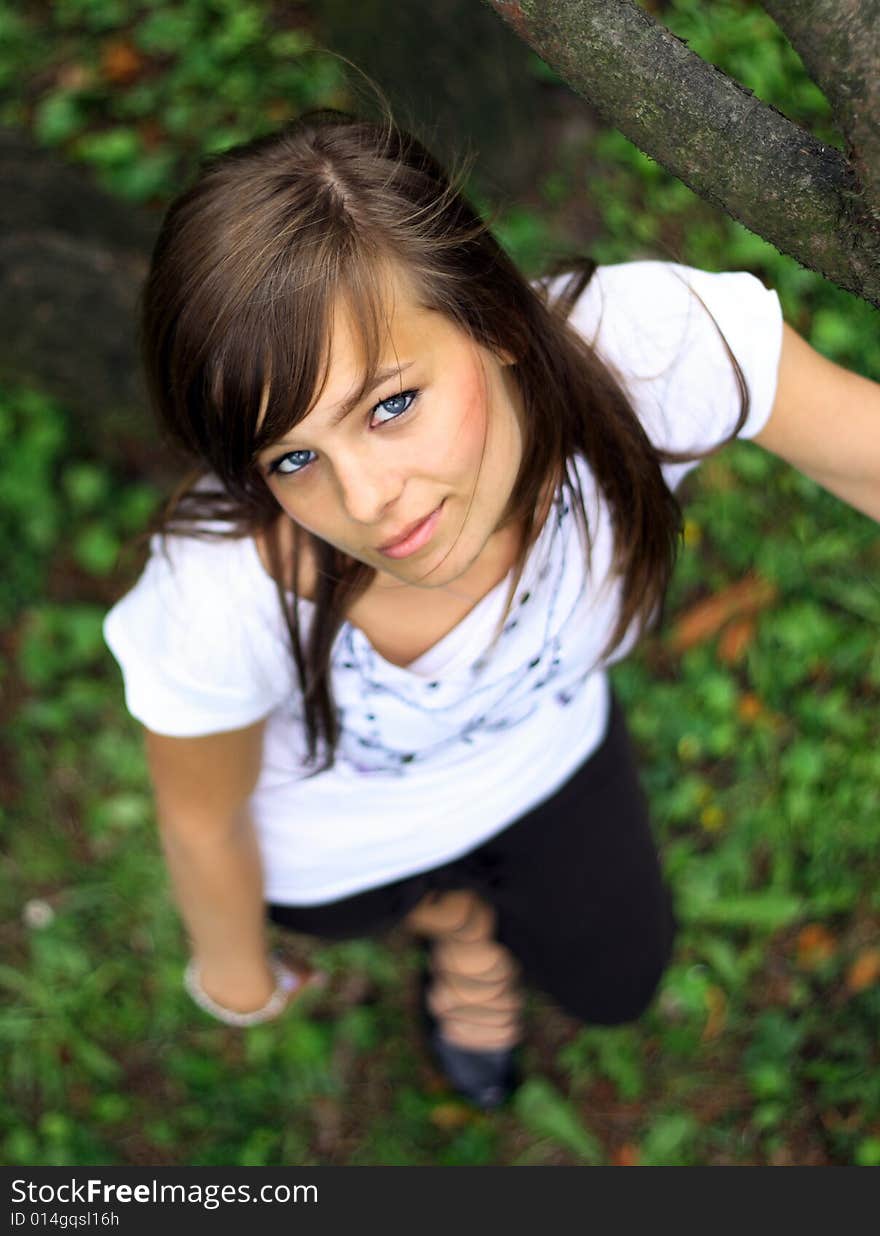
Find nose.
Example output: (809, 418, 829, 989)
(333, 450, 404, 527)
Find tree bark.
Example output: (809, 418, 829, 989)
(482, 0, 880, 306)
(761, 1, 880, 211)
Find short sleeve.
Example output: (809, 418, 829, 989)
(563, 260, 784, 490)
(103, 530, 295, 737)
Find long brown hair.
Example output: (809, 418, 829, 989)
(139, 107, 749, 772)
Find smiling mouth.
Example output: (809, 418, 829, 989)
(377, 502, 445, 558)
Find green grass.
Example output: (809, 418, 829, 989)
(2, 0, 879, 1167)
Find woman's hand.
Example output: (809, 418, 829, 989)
(188, 954, 327, 1025)
(198, 958, 276, 1012)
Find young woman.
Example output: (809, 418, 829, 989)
(104, 108, 880, 1111)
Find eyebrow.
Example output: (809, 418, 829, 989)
(328, 361, 415, 427)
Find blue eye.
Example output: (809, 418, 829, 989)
(267, 388, 420, 478)
(370, 388, 419, 425)
(271, 448, 316, 477)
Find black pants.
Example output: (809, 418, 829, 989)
(267, 688, 678, 1026)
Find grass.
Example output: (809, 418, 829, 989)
(2, 0, 879, 1166)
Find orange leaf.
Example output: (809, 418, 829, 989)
(737, 692, 764, 723)
(429, 1101, 475, 1130)
(846, 948, 880, 994)
(611, 1143, 640, 1166)
(718, 615, 756, 665)
(668, 573, 777, 654)
(266, 99, 292, 123)
(795, 923, 837, 969)
(101, 39, 144, 86)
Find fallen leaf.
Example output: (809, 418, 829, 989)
(56, 62, 93, 91)
(683, 518, 702, 548)
(846, 948, 880, 994)
(699, 804, 725, 832)
(795, 923, 837, 970)
(309, 1096, 342, 1157)
(101, 39, 144, 86)
(738, 693, 764, 723)
(701, 984, 727, 1041)
(430, 1101, 475, 1131)
(266, 99, 291, 123)
(718, 614, 756, 665)
(138, 119, 165, 150)
(701, 458, 737, 492)
(820, 1107, 863, 1132)
(611, 1143, 640, 1166)
(808, 660, 832, 685)
(668, 573, 777, 653)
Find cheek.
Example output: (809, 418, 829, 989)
(269, 486, 333, 539)
(446, 364, 488, 468)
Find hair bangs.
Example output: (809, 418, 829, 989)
(250, 248, 404, 468)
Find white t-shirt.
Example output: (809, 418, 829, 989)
(103, 260, 783, 904)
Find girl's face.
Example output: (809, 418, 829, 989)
(257, 267, 525, 592)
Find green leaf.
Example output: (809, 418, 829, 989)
(112, 149, 177, 200)
(73, 524, 121, 576)
(62, 462, 109, 511)
(639, 1112, 699, 1167)
(70, 1037, 123, 1083)
(117, 483, 160, 532)
(18, 604, 107, 687)
(0, 964, 31, 995)
(682, 891, 803, 930)
(72, 127, 141, 168)
(855, 1137, 880, 1167)
(810, 309, 855, 359)
(53, 0, 130, 33)
(33, 92, 86, 144)
(527, 53, 562, 85)
(136, 9, 199, 54)
(559, 1026, 645, 1100)
(267, 30, 311, 58)
(514, 1077, 603, 1164)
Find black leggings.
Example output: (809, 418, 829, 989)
(267, 688, 678, 1026)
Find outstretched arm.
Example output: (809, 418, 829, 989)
(145, 718, 279, 1014)
(752, 320, 880, 523)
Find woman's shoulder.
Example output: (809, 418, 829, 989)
(548, 258, 778, 357)
(549, 257, 783, 453)
(106, 520, 284, 650)
(103, 521, 296, 737)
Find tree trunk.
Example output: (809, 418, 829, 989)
(0, 128, 174, 480)
(313, 0, 561, 199)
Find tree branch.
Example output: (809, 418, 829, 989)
(482, 0, 880, 305)
(761, 0, 880, 212)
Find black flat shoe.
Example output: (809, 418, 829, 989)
(417, 945, 521, 1111)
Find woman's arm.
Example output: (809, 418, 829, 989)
(144, 719, 277, 1013)
(752, 321, 880, 524)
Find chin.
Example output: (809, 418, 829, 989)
(418, 544, 486, 588)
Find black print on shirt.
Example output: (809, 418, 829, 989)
(326, 483, 593, 776)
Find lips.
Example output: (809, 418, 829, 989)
(377, 502, 444, 558)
